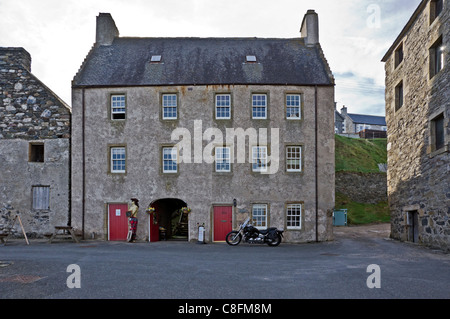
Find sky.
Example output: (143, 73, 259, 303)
(0, 0, 422, 116)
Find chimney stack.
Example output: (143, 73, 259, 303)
(341, 106, 348, 116)
(96, 13, 119, 46)
(300, 10, 319, 46)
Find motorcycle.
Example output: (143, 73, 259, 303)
(225, 217, 284, 246)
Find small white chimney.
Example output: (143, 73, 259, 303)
(300, 10, 319, 46)
(96, 13, 119, 46)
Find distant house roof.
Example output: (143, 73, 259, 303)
(73, 37, 335, 88)
(335, 110, 344, 121)
(347, 114, 386, 126)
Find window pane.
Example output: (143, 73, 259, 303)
(252, 204, 267, 228)
(111, 95, 126, 120)
(286, 204, 302, 229)
(111, 148, 126, 173)
(216, 95, 231, 119)
(286, 94, 301, 119)
(163, 94, 177, 119)
(252, 146, 267, 172)
(163, 147, 178, 173)
(252, 94, 267, 119)
(435, 115, 445, 150)
(286, 146, 302, 172)
(436, 43, 444, 74)
(215, 147, 231, 172)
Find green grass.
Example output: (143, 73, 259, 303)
(335, 192, 390, 225)
(335, 135, 390, 225)
(335, 135, 387, 173)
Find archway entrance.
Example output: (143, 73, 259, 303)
(149, 198, 188, 242)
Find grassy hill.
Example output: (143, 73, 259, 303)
(335, 135, 387, 173)
(335, 135, 390, 225)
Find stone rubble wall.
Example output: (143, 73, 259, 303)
(0, 48, 71, 140)
(336, 172, 387, 204)
(384, 3, 449, 251)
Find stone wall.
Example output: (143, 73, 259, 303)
(0, 48, 71, 140)
(335, 172, 387, 204)
(71, 85, 335, 244)
(0, 47, 71, 238)
(384, 2, 449, 251)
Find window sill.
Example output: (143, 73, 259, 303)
(429, 144, 448, 158)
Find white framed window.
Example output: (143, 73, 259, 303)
(252, 204, 268, 229)
(163, 147, 178, 173)
(32, 186, 50, 210)
(286, 203, 302, 230)
(286, 146, 302, 172)
(252, 94, 267, 119)
(252, 146, 268, 172)
(215, 146, 231, 172)
(286, 94, 301, 120)
(111, 147, 126, 173)
(162, 94, 178, 120)
(111, 95, 126, 120)
(215, 94, 231, 119)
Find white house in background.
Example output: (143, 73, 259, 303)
(340, 106, 387, 134)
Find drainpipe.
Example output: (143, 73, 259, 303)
(82, 88, 86, 240)
(315, 85, 319, 243)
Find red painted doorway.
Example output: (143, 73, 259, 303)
(213, 206, 232, 242)
(108, 203, 129, 241)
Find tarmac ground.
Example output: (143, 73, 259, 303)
(1, 223, 449, 302)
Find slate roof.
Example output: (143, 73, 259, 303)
(73, 37, 334, 87)
(347, 114, 386, 126)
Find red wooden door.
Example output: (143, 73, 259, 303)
(108, 204, 129, 241)
(214, 206, 232, 242)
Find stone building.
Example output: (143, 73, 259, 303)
(340, 106, 387, 135)
(0, 47, 71, 237)
(71, 11, 335, 243)
(382, 0, 449, 251)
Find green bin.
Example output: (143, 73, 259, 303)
(333, 209, 348, 226)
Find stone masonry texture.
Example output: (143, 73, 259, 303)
(0, 47, 71, 237)
(383, 1, 449, 251)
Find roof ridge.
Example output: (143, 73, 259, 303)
(348, 113, 385, 117)
(115, 36, 303, 41)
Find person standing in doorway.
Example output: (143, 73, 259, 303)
(127, 198, 139, 242)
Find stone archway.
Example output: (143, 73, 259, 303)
(150, 198, 188, 241)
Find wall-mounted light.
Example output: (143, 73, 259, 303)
(233, 199, 237, 207)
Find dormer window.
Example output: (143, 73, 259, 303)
(246, 55, 257, 63)
(151, 55, 162, 63)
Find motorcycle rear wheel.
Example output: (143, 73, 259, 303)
(225, 231, 242, 246)
(267, 234, 282, 247)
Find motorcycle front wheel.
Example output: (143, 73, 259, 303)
(225, 231, 242, 246)
(267, 234, 282, 247)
